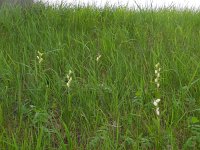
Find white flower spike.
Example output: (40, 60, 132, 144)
(66, 69, 73, 88)
(37, 51, 44, 64)
(153, 62, 161, 116)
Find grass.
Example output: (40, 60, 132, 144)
(0, 3, 200, 149)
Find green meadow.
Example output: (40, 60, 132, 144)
(0, 3, 200, 149)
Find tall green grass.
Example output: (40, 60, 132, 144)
(0, 3, 200, 149)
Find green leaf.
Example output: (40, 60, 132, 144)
(136, 90, 142, 97)
(191, 117, 199, 124)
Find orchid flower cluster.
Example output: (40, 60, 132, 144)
(155, 63, 161, 88)
(96, 53, 101, 62)
(153, 63, 161, 116)
(37, 51, 44, 64)
(66, 70, 73, 88)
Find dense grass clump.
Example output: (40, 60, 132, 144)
(0, 3, 200, 149)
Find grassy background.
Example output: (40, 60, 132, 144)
(0, 3, 200, 149)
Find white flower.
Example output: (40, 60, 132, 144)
(155, 99, 160, 103)
(155, 63, 160, 68)
(153, 99, 160, 106)
(96, 54, 101, 62)
(155, 78, 159, 83)
(38, 58, 43, 63)
(65, 70, 73, 88)
(153, 101, 158, 106)
(68, 70, 72, 75)
(156, 107, 160, 116)
(37, 51, 44, 63)
(30, 105, 36, 108)
(38, 51, 43, 56)
(157, 73, 160, 77)
(67, 77, 72, 88)
(66, 70, 73, 79)
(155, 70, 158, 74)
(157, 83, 160, 88)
